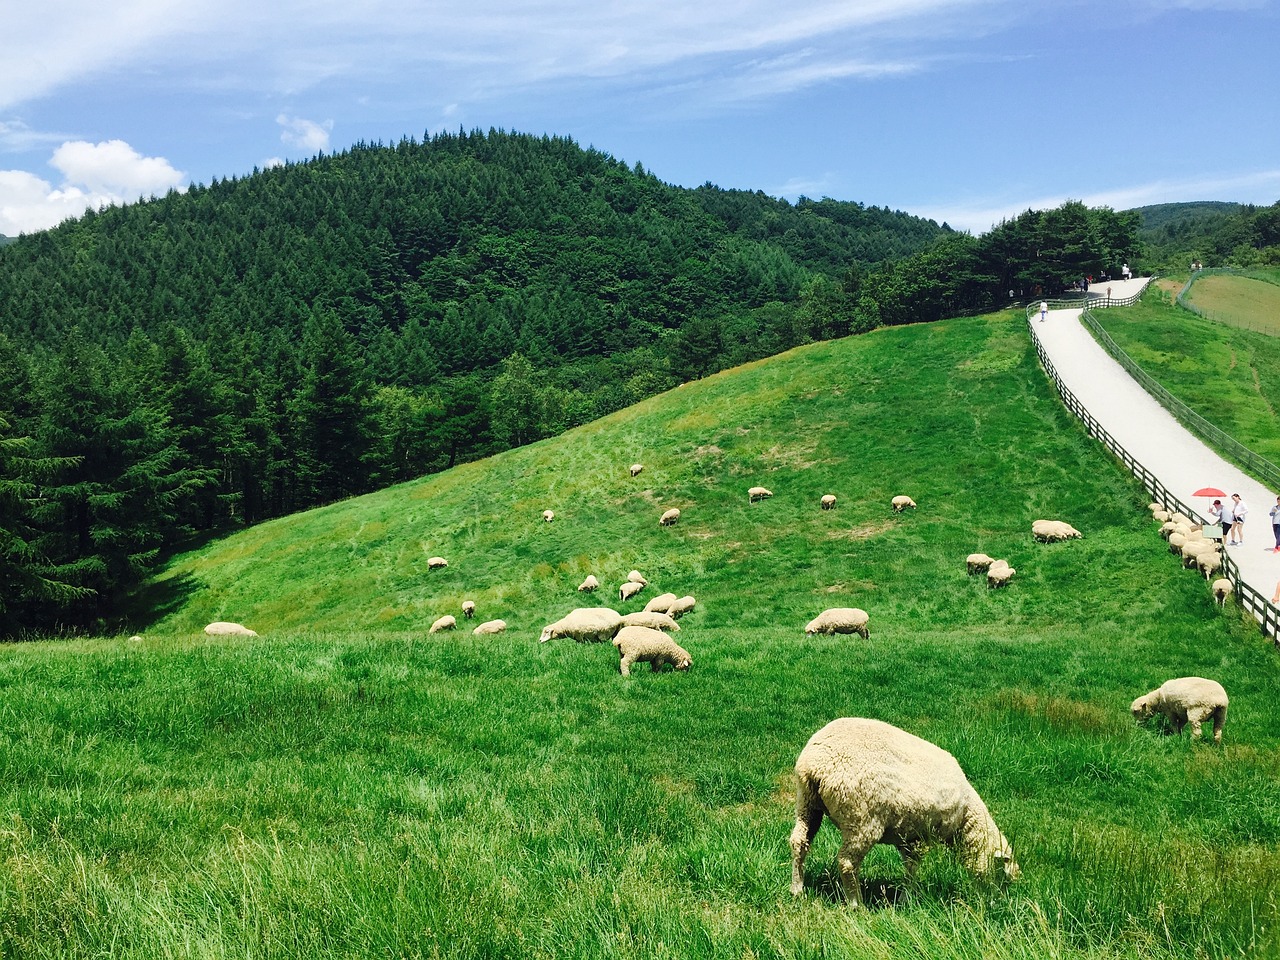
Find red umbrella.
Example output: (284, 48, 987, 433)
(1193, 486, 1226, 498)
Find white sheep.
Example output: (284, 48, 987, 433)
(472, 619, 507, 636)
(1167, 532, 1187, 554)
(665, 595, 697, 619)
(987, 560, 1015, 588)
(619, 581, 645, 602)
(427, 556, 449, 570)
(1170, 512, 1193, 527)
(892, 495, 917, 513)
(627, 570, 648, 586)
(1152, 509, 1171, 523)
(630, 463, 644, 477)
(790, 717, 1019, 906)
(429, 615, 457, 634)
(612, 625, 692, 677)
(749, 486, 774, 503)
(461, 600, 476, 619)
(1131, 677, 1229, 742)
(659, 508, 681, 527)
(204, 621, 258, 637)
(538, 607, 624, 644)
(1031, 519, 1082, 542)
(1198, 552, 1223, 580)
(1212, 578, 1233, 606)
(1159, 521, 1177, 540)
(542, 510, 555, 523)
(821, 494, 837, 510)
(578, 575, 600, 593)
(804, 608, 870, 639)
(966, 553, 995, 575)
(619, 611, 681, 632)
(1147, 502, 1163, 513)
(1181, 539, 1216, 569)
(644, 592, 679, 614)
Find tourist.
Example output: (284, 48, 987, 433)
(1229, 493, 1248, 545)
(1270, 494, 1280, 552)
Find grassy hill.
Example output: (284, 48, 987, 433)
(3, 310, 1279, 959)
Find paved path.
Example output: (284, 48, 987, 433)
(1034, 278, 1280, 607)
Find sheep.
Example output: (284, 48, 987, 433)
(429, 615, 457, 634)
(665, 595, 697, 619)
(821, 494, 837, 510)
(749, 486, 774, 503)
(1147, 502, 1164, 513)
(1212, 578, 1233, 606)
(619, 611, 681, 632)
(966, 553, 995, 575)
(1131, 677, 1229, 742)
(644, 592, 679, 614)
(660, 508, 681, 527)
(1032, 519, 1082, 542)
(1170, 512, 1193, 527)
(789, 717, 1019, 906)
(987, 560, 1015, 588)
(543, 510, 555, 523)
(612, 626, 692, 677)
(1198, 552, 1223, 580)
(630, 463, 644, 478)
(804, 608, 870, 639)
(204, 621, 258, 637)
(892, 495, 917, 512)
(427, 556, 449, 570)
(538, 607, 624, 644)
(472, 619, 507, 636)
(461, 600, 476, 619)
(1152, 509, 1171, 523)
(578, 575, 600, 593)
(627, 570, 648, 586)
(1159, 521, 1177, 540)
(1181, 539, 1216, 569)
(1168, 532, 1187, 554)
(619, 581, 645, 602)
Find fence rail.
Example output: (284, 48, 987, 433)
(1025, 300, 1280, 644)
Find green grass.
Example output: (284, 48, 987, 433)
(1091, 289, 1280, 468)
(3, 311, 1279, 958)
(1186, 274, 1280, 336)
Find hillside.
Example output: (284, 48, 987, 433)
(0, 308, 1256, 957)
(1133, 199, 1280, 271)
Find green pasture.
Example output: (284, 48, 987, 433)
(1185, 273, 1280, 336)
(2, 311, 1278, 959)
(1091, 289, 1280, 468)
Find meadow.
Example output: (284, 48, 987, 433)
(2, 310, 1278, 959)
(1185, 272, 1280, 336)
(1090, 284, 1280, 468)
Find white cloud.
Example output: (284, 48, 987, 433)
(277, 114, 333, 152)
(0, 139, 185, 236)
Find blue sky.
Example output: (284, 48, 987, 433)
(1, 0, 1277, 237)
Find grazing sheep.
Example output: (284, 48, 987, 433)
(204, 621, 258, 637)
(987, 560, 1015, 588)
(619, 611, 681, 632)
(543, 510, 555, 523)
(1147, 502, 1163, 513)
(461, 600, 476, 619)
(538, 607, 624, 644)
(644, 592, 679, 614)
(1181, 539, 1217, 569)
(429, 615, 457, 634)
(627, 570, 648, 586)
(1170, 512, 1193, 527)
(804, 608, 870, 639)
(472, 619, 507, 636)
(1168, 532, 1187, 554)
(612, 626, 692, 677)
(1152, 509, 1171, 523)
(427, 556, 449, 569)
(892, 495, 917, 512)
(1159, 521, 1177, 540)
(821, 494, 837, 510)
(1198, 552, 1223, 580)
(1032, 519, 1082, 542)
(749, 486, 774, 503)
(578, 575, 600, 593)
(665, 595, 697, 619)
(1212, 578, 1233, 606)
(966, 553, 995, 575)
(660, 508, 681, 527)
(790, 717, 1020, 906)
(630, 463, 644, 477)
(619, 581, 645, 602)
(1131, 677, 1229, 742)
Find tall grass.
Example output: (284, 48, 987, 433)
(2, 311, 1278, 958)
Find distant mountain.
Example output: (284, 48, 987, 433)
(1130, 200, 1279, 270)
(1131, 201, 1243, 232)
(0, 234, 16, 247)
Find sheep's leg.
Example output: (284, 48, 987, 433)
(619, 652, 635, 677)
(834, 825, 879, 907)
(789, 786, 825, 897)
(1212, 705, 1227, 742)
(1186, 706, 1211, 740)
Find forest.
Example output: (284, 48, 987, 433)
(0, 128, 1138, 635)
(1136, 199, 1280, 270)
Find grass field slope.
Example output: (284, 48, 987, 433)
(1185, 271, 1280, 336)
(3, 311, 1279, 959)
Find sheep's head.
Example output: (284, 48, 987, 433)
(538, 625, 556, 644)
(675, 655, 692, 671)
(1130, 694, 1154, 720)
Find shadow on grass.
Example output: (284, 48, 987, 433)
(806, 870, 912, 909)
(123, 571, 202, 630)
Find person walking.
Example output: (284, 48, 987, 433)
(1270, 494, 1280, 552)
(1039, 300, 1048, 322)
(1229, 493, 1248, 545)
